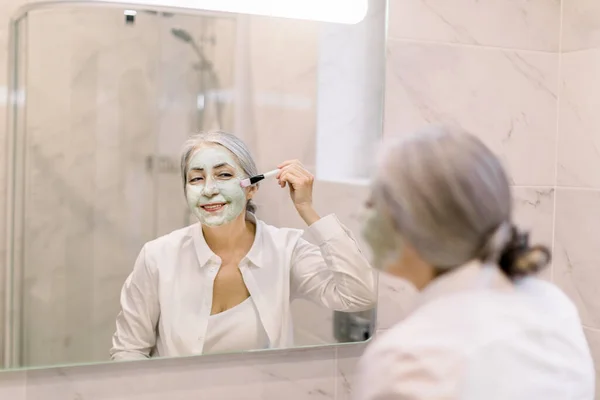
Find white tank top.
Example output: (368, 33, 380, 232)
(203, 296, 270, 354)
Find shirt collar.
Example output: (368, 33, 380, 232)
(191, 212, 264, 268)
(413, 260, 514, 311)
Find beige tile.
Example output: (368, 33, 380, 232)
(24, 347, 337, 400)
(561, 0, 600, 52)
(554, 189, 600, 329)
(512, 187, 555, 281)
(25, 357, 265, 400)
(0, 371, 25, 400)
(388, 0, 560, 51)
(260, 347, 337, 399)
(336, 343, 369, 400)
(385, 40, 559, 186)
(557, 48, 600, 188)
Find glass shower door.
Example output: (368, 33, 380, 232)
(5, 3, 236, 368)
(18, 7, 163, 367)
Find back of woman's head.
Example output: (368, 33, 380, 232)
(374, 125, 550, 280)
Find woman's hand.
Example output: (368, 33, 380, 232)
(277, 160, 321, 226)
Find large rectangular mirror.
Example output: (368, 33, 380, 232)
(3, 0, 386, 369)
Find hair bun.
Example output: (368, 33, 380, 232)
(498, 226, 551, 279)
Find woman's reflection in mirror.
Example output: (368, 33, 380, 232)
(110, 131, 377, 360)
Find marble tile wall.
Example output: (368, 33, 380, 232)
(2, 0, 600, 399)
(557, 4, 600, 397)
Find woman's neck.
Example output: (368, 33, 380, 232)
(202, 212, 255, 258)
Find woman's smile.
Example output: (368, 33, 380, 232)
(200, 202, 227, 213)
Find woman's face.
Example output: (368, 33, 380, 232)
(185, 144, 253, 227)
(361, 196, 404, 272)
(362, 192, 437, 290)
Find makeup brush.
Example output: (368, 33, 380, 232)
(240, 169, 280, 188)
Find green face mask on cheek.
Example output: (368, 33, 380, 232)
(185, 146, 248, 227)
(361, 206, 403, 271)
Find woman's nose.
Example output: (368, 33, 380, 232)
(202, 179, 220, 196)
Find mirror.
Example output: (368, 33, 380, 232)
(3, 0, 386, 369)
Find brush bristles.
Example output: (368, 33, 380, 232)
(240, 178, 251, 188)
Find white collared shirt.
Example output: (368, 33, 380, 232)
(110, 213, 377, 360)
(355, 262, 595, 400)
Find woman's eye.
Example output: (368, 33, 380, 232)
(189, 177, 203, 183)
(219, 173, 233, 178)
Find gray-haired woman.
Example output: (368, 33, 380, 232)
(356, 126, 594, 399)
(111, 131, 376, 359)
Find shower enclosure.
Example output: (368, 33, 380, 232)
(4, 3, 237, 368)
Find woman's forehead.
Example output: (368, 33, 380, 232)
(188, 144, 241, 170)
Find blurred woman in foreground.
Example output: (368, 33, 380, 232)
(356, 126, 594, 400)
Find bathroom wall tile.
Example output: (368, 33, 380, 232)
(554, 189, 600, 329)
(512, 187, 555, 248)
(336, 343, 369, 400)
(260, 347, 337, 399)
(388, 0, 560, 51)
(512, 187, 555, 281)
(0, 371, 26, 400)
(561, 0, 600, 52)
(583, 328, 600, 399)
(557, 48, 600, 188)
(25, 357, 264, 400)
(24, 346, 337, 400)
(385, 40, 559, 186)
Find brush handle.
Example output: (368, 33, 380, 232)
(262, 169, 280, 179)
(247, 169, 280, 186)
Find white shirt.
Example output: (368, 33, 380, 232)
(355, 261, 595, 400)
(110, 213, 376, 360)
(203, 296, 269, 354)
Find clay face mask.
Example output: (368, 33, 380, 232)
(185, 146, 248, 227)
(361, 203, 403, 271)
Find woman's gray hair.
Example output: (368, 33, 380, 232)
(180, 130, 259, 214)
(374, 125, 550, 280)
